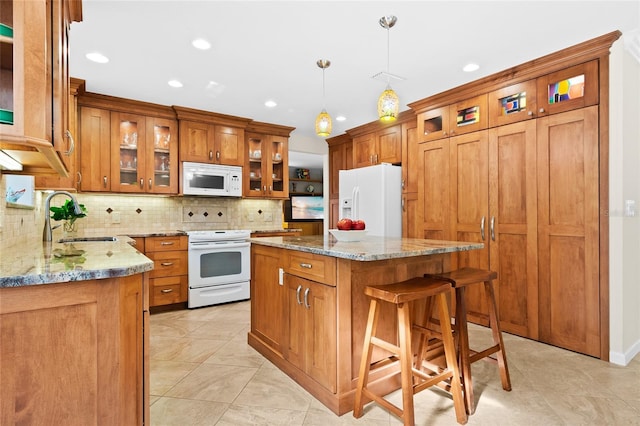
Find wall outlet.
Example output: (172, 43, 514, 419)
(112, 211, 121, 224)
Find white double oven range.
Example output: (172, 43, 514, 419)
(186, 229, 251, 308)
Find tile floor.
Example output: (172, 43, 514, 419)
(150, 300, 640, 425)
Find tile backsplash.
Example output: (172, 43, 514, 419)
(1, 175, 284, 248)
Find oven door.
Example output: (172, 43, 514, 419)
(188, 241, 250, 288)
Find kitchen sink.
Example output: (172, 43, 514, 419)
(57, 236, 118, 243)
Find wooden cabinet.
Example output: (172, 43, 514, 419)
(537, 106, 600, 357)
(178, 120, 245, 166)
(77, 94, 179, 194)
(35, 77, 83, 190)
(327, 133, 352, 228)
(78, 105, 111, 191)
(244, 122, 294, 199)
(173, 106, 252, 167)
(409, 32, 619, 359)
(352, 124, 401, 168)
(284, 274, 336, 392)
(250, 244, 286, 354)
(416, 95, 488, 143)
(110, 112, 178, 194)
(0, 0, 81, 175)
(142, 235, 188, 307)
(0, 274, 149, 425)
(401, 121, 419, 238)
(488, 80, 537, 127)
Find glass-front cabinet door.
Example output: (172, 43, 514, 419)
(416, 106, 450, 143)
(488, 80, 537, 127)
(246, 133, 265, 197)
(268, 135, 287, 198)
(536, 60, 598, 116)
(448, 94, 488, 136)
(147, 117, 178, 194)
(112, 113, 145, 193)
(245, 133, 288, 198)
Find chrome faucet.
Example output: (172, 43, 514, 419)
(43, 191, 83, 242)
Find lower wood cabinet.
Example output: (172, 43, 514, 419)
(284, 274, 336, 393)
(0, 274, 149, 425)
(138, 235, 188, 307)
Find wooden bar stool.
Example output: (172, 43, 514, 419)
(353, 277, 468, 426)
(425, 267, 511, 415)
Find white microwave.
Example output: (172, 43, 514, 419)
(182, 162, 243, 197)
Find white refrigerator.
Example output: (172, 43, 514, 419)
(338, 163, 402, 237)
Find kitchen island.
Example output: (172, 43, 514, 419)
(248, 235, 483, 416)
(0, 238, 154, 425)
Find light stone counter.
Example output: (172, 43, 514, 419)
(0, 237, 154, 288)
(249, 235, 484, 261)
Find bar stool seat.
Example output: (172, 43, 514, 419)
(353, 277, 468, 425)
(424, 267, 511, 415)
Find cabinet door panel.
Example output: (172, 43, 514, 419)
(489, 121, 538, 339)
(305, 279, 336, 392)
(215, 125, 244, 166)
(79, 106, 111, 191)
(353, 133, 376, 168)
(401, 123, 418, 193)
(537, 106, 600, 357)
(111, 112, 146, 193)
(251, 246, 285, 353)
(418, 140, 450, 240)
(417, 106, 450, 142)
(284, 275, 306, 369)
(377, 125, 401, 164)
(536, 61, 598, 117)
(488, 80, 537, 127)
(179, 120, 213, 163)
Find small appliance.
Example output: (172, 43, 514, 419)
(182, 162, 242, 197)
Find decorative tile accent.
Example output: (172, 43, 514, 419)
(106, 208, 113, 214)
(136, 208, 142, 214)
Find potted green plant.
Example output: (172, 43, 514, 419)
(50, 199, 88, 235)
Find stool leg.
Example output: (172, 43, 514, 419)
(354, 299, 380, 419)
(455, 286, 475, 415)
(414, 297, 435, 371)
(437, 292, 468, 425)
(483, 280, 512, 392)
(397, 302, 415, 426)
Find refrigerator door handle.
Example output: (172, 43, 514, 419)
(354, 186, 360, 219)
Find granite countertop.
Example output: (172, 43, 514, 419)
(0, 237, 154, 288)
(249, 235, 484, 261)
(125, 230, 187, 238)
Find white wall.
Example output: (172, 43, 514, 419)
(609, 36, 640, 365)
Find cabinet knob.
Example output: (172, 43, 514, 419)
(161, 289, 173, 294)
(160, 241, 174, 246)
(76, 172, 82, 186)
(160, 262, 174, 266)
(443, 131, 447, 136)
(296, 285, 303, 305)
(140, 178, 144, 188)
(539, 108, 545, 113)
(527, 111, 534, 116)
(148, 178, 152, 190)
(303, 287, 311, 309)
(216, 151, 220, 160)
(103, 176, 107, 188)
(209, 151, 214, 160)
(299, 263, 312, 269)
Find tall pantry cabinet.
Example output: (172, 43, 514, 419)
(409, 31, 619, 359)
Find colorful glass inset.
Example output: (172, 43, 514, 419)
(456, 105, 479, 127)
(500, 92, 527, 115)
(548, 74, 584, 104)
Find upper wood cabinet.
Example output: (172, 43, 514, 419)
(352, 124, 401, 168)
(488, 80, 537, 127)
(173, 106, 251, 167)
(0, 0, 82, 175)
(244, 121, 294, 199)
(416, 105, 450, 143)
(536, 60, 598, 117)
(416, 94, 488, 143)
(327, 133, 352, 200)
(77, 93, 179, 194)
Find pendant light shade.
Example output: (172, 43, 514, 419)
(378, 16, 399, 122)
(315, 59, 332, 137)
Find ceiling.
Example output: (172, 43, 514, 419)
(69, 1, 639, 169)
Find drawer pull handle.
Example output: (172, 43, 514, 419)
(160, 242, 174, 246)
(161, 262, 174, 266)
(300, 263, 312, 269)
(161, 289, 173, 293)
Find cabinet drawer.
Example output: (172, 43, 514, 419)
(145, 235, 188, 252)
(285, 251, 336, 286)
(147, 251, 188, 278)
(150, 275, 188, 306)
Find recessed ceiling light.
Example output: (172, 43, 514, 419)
(336, 115, 346, 122)
(168, 79, 183, 88)
(192, 38, 211, 50)
(85, 52, 109, 63)
(265, 100, 277, 108)
(463, 63, 480, 72)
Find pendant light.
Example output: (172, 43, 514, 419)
(378, 15, 399, 122)
(315, 59, 332, 137)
